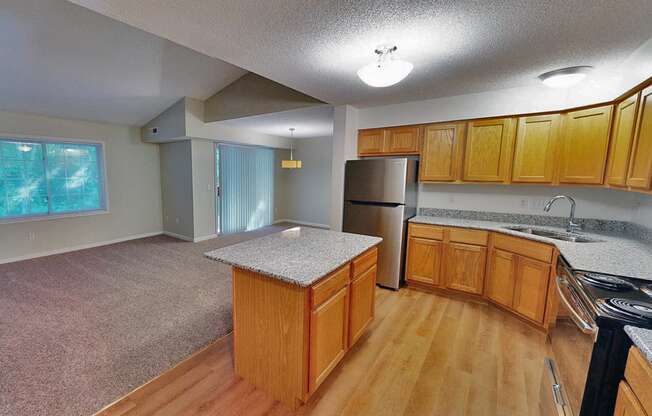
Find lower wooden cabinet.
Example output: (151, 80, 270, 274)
(309, 286, 349, 393)
(444, 242, 486, 294)
(405, 223, 556, 329)
(406, 237, 443, 286)
(614, 381, 648, 416)
(348, 265, 376, 347)
(512, 256, 550, 323)
(486, 249, 517, 307)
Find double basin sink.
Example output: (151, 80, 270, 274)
(503, 226, 601, 243)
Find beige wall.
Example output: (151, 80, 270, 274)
(191, 139, 217, 239)
(160, 140, 194, 239)
(0, 110, 162, 263)
(280, 137, 332, 227)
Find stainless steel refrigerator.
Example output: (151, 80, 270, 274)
(342, 158, 418, 289)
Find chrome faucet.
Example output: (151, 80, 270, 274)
(543, 195, 582, 234)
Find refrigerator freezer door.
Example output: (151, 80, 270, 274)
(342, 201, 409, 289)
(344, 158, 417, 205)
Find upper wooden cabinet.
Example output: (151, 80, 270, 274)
(357, 126, 420, 156)
(420, 122, 465, 182)
(607, 93, 640, 187)
(358, 129, 386, 155)
(511, 114, 561, 183)
(558, 105, 613, 184)
(627, 85, 652, 190)
(462, 118, 516, 182)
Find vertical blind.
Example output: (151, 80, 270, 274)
(218, 144, 274, 234)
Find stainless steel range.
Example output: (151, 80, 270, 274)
(540, 257, 652, 416)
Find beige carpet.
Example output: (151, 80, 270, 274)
(0, 224, 293, 416)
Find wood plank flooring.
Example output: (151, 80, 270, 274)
(96, 288, 550, 416)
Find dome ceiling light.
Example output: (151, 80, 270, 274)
(357, 45, 413, 88)
(538, 66, 593, 88)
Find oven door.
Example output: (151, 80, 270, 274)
(540, 265, 598, 416)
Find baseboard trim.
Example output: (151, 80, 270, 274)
(274, 219, 330, 229)
(162, 231, 194, 242)
(0, 231, 164, 265)
(193, 234, 218, 243)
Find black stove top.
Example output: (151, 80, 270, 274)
(573, 270, 652, 328)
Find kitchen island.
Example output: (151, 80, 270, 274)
(205, 227, 382, 409)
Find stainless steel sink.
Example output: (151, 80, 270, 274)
(503, 226, 601, 243)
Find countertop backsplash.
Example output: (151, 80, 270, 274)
(418, 208, 652, 244)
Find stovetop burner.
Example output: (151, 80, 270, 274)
(578, 272, 638, 291)
(598, 298, 652, 321)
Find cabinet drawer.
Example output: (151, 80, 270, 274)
(409, 223, 444, 240)
(625, 346, 652, 414)
(311, 265, 350, 308)
(493, 233, 553, 263)
(448, 228, 488, 246)
(352, 247, 378, 279)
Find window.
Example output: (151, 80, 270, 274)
(0, 138, 106, 220)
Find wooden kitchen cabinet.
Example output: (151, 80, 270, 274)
(558, 105, 613, 184)
(463, 117, 516, 182)
(614, 382, 648, 416)
(444, 242, 486, 295)
(309, 286, 349, 393)
(358, 129, 386, 155)
(348, 264, 376, 347)
(420, 122, 465, 182)
(627, 85, 652, 190)
(406, 237, 443, 286)
(607, 93, 640, 186)
(486, 248, 517, 308)
(357, 126, 420, 156)
(511, 114, 560, 183)
(385, 126, 421, 154)
(512, 256, 551, 323)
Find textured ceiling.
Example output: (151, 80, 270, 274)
(221, 106, 334, 139)
(0, 0, 246, 126)
(67, 0, 652, 108)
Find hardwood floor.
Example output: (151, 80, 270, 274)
(96, 288, 550, 416)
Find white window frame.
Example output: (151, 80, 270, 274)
(0, 133, 109, 224)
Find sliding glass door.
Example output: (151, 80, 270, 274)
(216, 144, 274, 234)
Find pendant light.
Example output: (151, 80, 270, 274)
(281, 128, 302, 169)
(357, 45, 413, 88)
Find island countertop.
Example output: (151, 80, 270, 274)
(204, 226, 382, 287)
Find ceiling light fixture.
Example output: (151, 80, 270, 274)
(281, 128, 302, 169)
(357, 45, 413, 88)
(538, 66, 593, 88)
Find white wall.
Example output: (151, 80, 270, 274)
(330, 105, 358, 230)
(0, 110, 162, 263)
(191, 139, 217, 240)
(280, 137, 332, 227)
(159, 140, 194, 239)
(418, 184, 641, 221)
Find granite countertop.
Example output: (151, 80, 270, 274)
(409, 215, 652, 281)
(204, 227, 382, 287)
(625, 326, 652, 364)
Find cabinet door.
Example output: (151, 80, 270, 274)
(358, 129, 386, 155)
(386, 126, 420, 154)
(348, 265, 376, 348)
(614, 382, 647, 416)
(627, 85, 652, 189)
(463, 118, 516, 182)
(513, 257, 550, 323)
(486, 249, 517, 308)
(607, 93, 640, 186)
(512, 114, 560, 183)
(444, 242, 486, 295)
(558, 105, 613, 184)
(420, 123, 465, 181)
(309, 286, 349, 393)
(406, 237, 443, 286)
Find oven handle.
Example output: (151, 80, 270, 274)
(556, 275, 598, 335)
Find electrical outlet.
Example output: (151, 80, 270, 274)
(519, 199, 528, 209)
(448, 195, 455, 203)
(175, 217, 180, 224)
(529, 198, 548, 211)
(27, 232, 36, 241)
